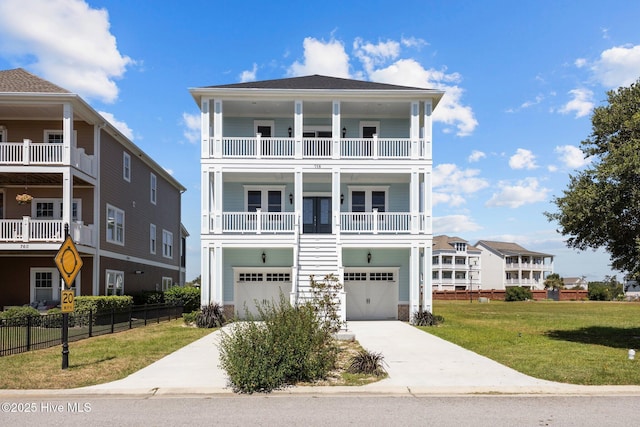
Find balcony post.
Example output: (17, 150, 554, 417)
(22, 139, 31, 165)
(294, 101, 303, 159)
(372, 134, 379, 159)
(256, 209, 262, 234)
(411, 101, 420, 159)
(423, 100, 433, 160)
(332, 101, 340, 160)
(62, 103, 73, 166)
(22, 216, 29, 242)
(256, 133, 262, 159)
(372, 208, 378, 234)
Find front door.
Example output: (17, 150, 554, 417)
(303, 197, 332, 233)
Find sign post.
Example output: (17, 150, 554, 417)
(54, 224, 83, 370)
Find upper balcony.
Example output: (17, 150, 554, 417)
(0, 139, 96, 177)
(210, 135, 430, 161)
(0, 217, 95, 248)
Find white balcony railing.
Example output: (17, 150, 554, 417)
(222, 211, 296, 233)
(0, 218, 95, 246)
(215, 137, 429, 160)
(0, 140, 96, 177)
(340, 212, 413, 233)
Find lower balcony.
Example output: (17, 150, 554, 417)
(0, 140, 96, 177)
(0, 217, 95, 247)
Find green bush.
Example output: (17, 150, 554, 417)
(411, 310, 444, 326)
(128, 290, 165, 305)
(219, 294, 337, 393)
(164, 286, 200, 313)
(74, 296, 133, 315)
(196, 302, 225, 328)
(182, 311, 199, 325)
(588, 282, 624, 301)
(505, 287, 533, 301)
(0, 306, 41, 326)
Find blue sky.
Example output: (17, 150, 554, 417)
(2, 0, 639, 282)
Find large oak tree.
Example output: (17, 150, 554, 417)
(546, 79, 640, 279)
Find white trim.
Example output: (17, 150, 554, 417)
(161, 276, 173, 291)
(359, 121, 380, 138)
(32, 198, 81, 220)
(162, 229, 174, 259)
(150, 223, 156, 254)
(123, 152, 131, 182)
(106, 269, 124, 296)
(150, 173, 157, 205)
(106, 203, 125, 245)
(243, 185, 286, 212)
(347, 185, 389, 212)
(30, 267, 60, 304)
(99, 248, 181, 271)
(254, 120, 274, 136)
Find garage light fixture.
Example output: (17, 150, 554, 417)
(289, 193, 293, 204)
(261, 251, 266, 264)
(367, 251, 372, 264)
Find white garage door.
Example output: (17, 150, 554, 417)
(345, 271, 398, 320)
(234, 270, 291, 319)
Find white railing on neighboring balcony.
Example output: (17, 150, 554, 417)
(0, 218, 94, 246)
(0, 140, 96, 177)
(215, 137, 427, 160)
(340, 212, 413, 233)
(222, 211, 296, 233)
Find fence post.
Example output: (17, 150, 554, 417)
(110, 308, 115, 334)
(129, 306, 133, 329)
(88, 309, 93, 337)
(26, 315, 32, 352)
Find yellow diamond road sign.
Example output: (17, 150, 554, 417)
(55, 235, 83, 288)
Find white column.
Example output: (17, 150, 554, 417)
(213, 99, 223, 158)
(332, 101, 341, 159)
(214, 243, 224, 304)
(423, 241, 433, 312)
(410, 170, 419, 234)
(201, 243, 211, 304)
(294, 101, 303, 159)
(294, 169, 303, 231)
(62, 103, 73, 165)
(201, 168, 210, 233)
(332, 169, 341, 235)
(62, 169, 72, 234)
(213, 169, 223, 233)
(424, 170, 432, 234)
(92, 124, 102, 295)
(423, 100, 433, 159)
(410, 244, 420, 320)
(201, 98, 211, 158)
(410, 101, 420, 159)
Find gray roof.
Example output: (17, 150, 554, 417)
(0, 68, 70, 94)
(476, 240, 553, 258)
(433, 235, 481, 252)
(203, 74, 434, 91)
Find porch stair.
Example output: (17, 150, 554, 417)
(297, 234, 339, 299)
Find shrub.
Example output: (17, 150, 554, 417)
(128, 290, 164, 305)
(182, 311, 199, 325)
(164, 286, 200, 313)
(309, 274, 343, 333)
(0, 306, 41, 326)
(505, 287, 533, 301)
(196, 302, 225, 328)
(411, 310, 444, 326)
(74, 295, 133, 315)
(219, 294, 337, 393)
(347, 349, 387, 377)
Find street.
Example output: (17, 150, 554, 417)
(1, 394, 638, 426)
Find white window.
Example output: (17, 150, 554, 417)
(348, 186, 389, 212)
(106, 270, 124, 296)
(106, 204, 124, 245)
(150, 173, 157, 205)
(150, 223, 156, 254)
(161, 277, 172, 291)
(31, 268, 57, 303)
(162, 229, 173, 258)
(454, 242, 467, 252)
(244, 185, 285, 212)
(44, 130, 64, 144)
(254, 120, 274, 137)
(360, 121, 379, 138)
(123, 152, 131, 182)
(32, 198, 81, 221)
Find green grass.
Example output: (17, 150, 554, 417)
(0, 319, 213, 389)
(422, 300, 640, 385)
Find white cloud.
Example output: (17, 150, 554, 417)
(98, 111, 133, 140)
(433, 215, 483, 233)
(468, 150, 486, 163)
(288, 37, 350, 78)
(509, 148, 538, 170)
(239, 63, 258, 82)
(432, 163, 489, 206)
(287, 37, 478, 137)
(485, 178, 550, 208)
(555, 145, 590, 169)
(559, 88, 594, 118)
(181, 112, 200, 144)
(591, 44, 640, 88)
(575, 58, 587, 68)
(0, 0, 133, 103)
(400, 37, 428, 49)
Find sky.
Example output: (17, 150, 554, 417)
(1, 0, 639, 282)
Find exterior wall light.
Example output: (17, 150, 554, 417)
(367, 251, 372, 264)
(342, 127, 347, 138)
(288, 127, 292, 137)
(262, 251, 266, 264)
(289, 193, 293, 204)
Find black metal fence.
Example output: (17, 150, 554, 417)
(0, 304, 183, 357)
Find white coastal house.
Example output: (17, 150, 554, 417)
(475, 240, 554, 290)
(432, 235, 481, 291)
(190, 75, 443, 321)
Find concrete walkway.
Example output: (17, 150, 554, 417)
(67, 321, 640, 396)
